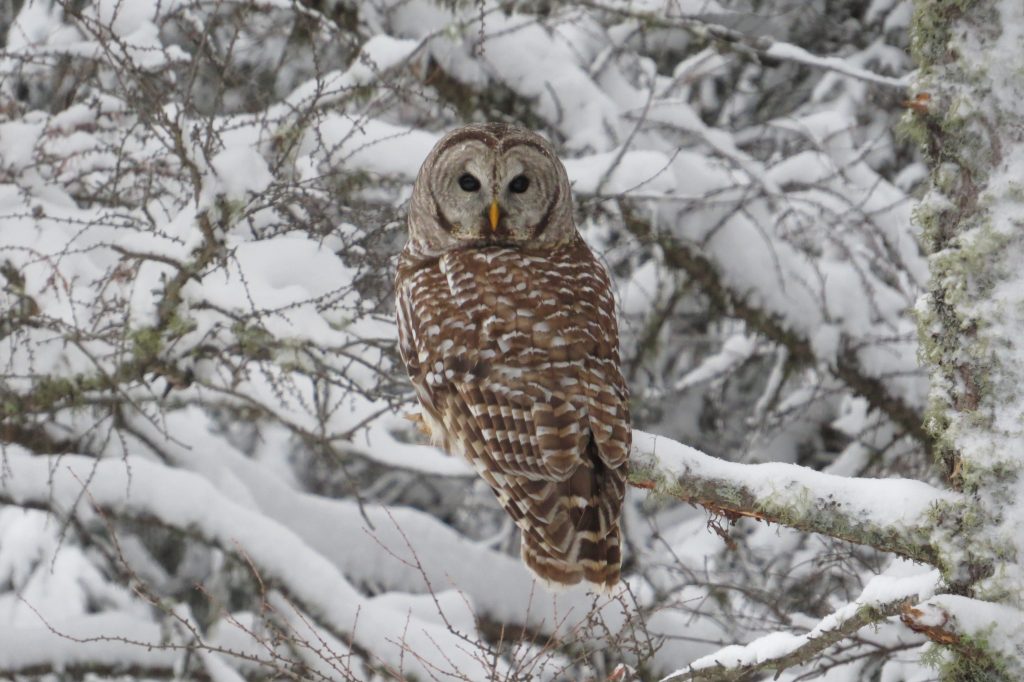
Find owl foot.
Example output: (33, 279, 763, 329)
(404, 411, 433, 438)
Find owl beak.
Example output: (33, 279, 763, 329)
(488, 200, 500, 231)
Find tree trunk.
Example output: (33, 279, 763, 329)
(914, 0, 1024, 677)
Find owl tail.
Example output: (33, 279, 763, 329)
(521, 521, 622, 592)
(517, 442, 625, 591)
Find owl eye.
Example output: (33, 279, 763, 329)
(458, 173, 481, 192)
(509, 175, 530, 193)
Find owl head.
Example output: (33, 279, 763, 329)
(407, 123, 576, 252)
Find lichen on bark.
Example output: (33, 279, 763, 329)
(912, 0, 1024, 676)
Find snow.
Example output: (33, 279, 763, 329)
(476, 13, 622, 151)
(189, 234, 354, 344)
(203, 147, 274, 204)
(121, 408, 621, 638)
(633, 430, 958, 530)
(356, 413, 473, 475)
(88, 0, 165, 36)
(0, 0, 972, 679)
(674, 334, 757, 391)
(0, 445, 505, 680)
(304, 117, 439, 180)
(0, 119, 44, 170)
(284, 35, 421, 111)
(910, 0, 1024, 624)
(669, 564, 941, 679)
(564, 149, 677, 195)
(0, 613, 176, 674)
(911, 595, 1024, 665)
(764, 42, 909, 88)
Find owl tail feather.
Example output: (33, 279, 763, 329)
(521, 523, 622, 592)
(516, 436, 625, 592)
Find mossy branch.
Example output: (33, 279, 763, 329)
(664, 597, 912, 681)
(901, 596, 1021, 678)
(628, 430, 955, 567)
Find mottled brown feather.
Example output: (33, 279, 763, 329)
(397, 238, 630, 589)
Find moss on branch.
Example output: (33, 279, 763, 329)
(628, 434, 950, 568)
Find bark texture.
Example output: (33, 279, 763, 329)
(913, 0, 1024, 676)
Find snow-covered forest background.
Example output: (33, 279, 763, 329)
(2, 0, 1021, 680)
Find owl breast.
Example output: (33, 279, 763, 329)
(396, 235, 630, 588)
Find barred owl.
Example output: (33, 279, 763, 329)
(395, 123, 631, 589)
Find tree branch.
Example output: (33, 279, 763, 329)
(576, 1, 908, 88)
(670, 603, 902, 680)
(0, 614, 184, 680)
(899, 595, 1020, 672)
(629, 431, 955, 566)
(663, 567, 941, 681)
(620, 206, 933, 455)
(0, 447, 502, 681)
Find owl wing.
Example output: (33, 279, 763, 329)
(396, 250, 490, 458)
(397, 240, 630, 587)
(396, 254, 483, 385)
(439, 246, 628, 457)
(435, 243, 630, 587)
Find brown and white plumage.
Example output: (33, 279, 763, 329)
(396, 123, 630, 589)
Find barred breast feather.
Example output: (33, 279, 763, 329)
(396, 235, 630, 589)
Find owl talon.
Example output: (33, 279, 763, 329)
(404, 411, 433, 438)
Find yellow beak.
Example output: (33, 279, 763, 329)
(489, 200, 500, 231)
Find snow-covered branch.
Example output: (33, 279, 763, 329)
(0, 446, 503, 680)
(576, 1, 909, 88)
(900, 595, 1024, 669)
(0, 0, 966, 678)
(630, 431, 955, 566)
(620, 208, 931, 454)
(664, 567, 940, 680)
(0, 614, 177, 680)
(123, 409, 615, 641)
